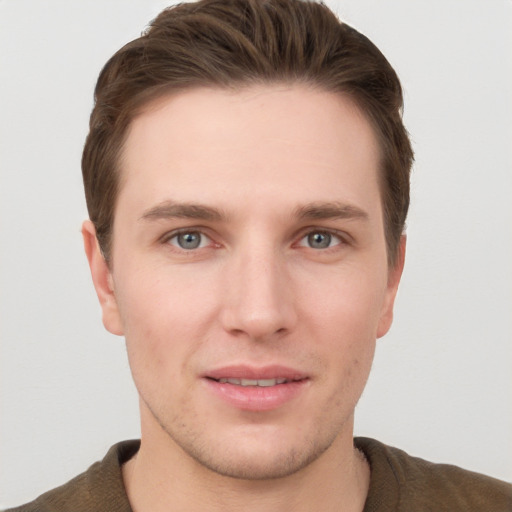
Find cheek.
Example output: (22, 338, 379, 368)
(302, 265, 388, 337)
(113, 274, 177, 366)
(113, 263, 223, 373)
(299, 267, 385, 387)
(117, 262, 199, 324)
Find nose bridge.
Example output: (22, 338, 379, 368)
(221, 237, 296, 339)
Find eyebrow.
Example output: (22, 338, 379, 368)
(139, 200, 369, 223)
(294, 202, 369, 222)
(140, 201, 225, 222)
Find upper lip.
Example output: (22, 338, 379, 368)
(204, 365, 308, 381)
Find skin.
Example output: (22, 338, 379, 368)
(83, 85, 405, 512)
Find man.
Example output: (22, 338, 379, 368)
(6, 0, 511, 510)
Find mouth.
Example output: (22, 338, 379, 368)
(208, 377, 303, 387)
(203, 366, 309, 411)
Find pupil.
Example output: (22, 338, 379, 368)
(178, 232, 201, 249)
(308, 232, 331, 249)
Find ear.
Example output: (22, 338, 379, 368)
(82, 220, 124, 336)
(377, 235, 406, 338)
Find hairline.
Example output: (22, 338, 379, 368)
(106, 80, 399, 267)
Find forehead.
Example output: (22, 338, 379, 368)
(117, 85, 382, 220)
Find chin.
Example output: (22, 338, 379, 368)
(166, 420, 342, 481)
(189, 440, 329, 480)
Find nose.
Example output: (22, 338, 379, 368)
(220, 246, 297, 341)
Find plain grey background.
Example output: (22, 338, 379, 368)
(1, 0, 511, 507)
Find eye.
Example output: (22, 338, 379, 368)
(299, 231, 343, 250)
(167, 231, 211, 250)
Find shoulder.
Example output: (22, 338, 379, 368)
(3, 441, 139, 512)
(355, 437, 512, 512)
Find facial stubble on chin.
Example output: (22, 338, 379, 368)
(142, 394, 354, 481)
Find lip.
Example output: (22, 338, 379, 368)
(202, 365, 309, 412)
(205, 365, 308, 381)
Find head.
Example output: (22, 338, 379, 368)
(82, 0, 413, 268)
(81, 0, 412, 484)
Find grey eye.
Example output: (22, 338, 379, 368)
(176, 232, 202, 249)
(307, 232, 332, 249)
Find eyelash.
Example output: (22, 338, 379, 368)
(161, 228, 215, 251)
(296, 229, 346, 251)
(160, 227, 349, 253)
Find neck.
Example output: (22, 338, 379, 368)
(123, 412, 370, 512)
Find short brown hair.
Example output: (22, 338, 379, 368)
(82, 0, 413, 265)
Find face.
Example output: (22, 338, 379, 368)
(84, 85, 404, 480)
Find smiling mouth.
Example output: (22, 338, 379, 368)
(204, 371, 308, 410)
(210, 377, 299, 387)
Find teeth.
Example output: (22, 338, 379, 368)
(241, 379, 259, 386)
(217, 378, 289, 387)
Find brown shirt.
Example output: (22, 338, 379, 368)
(5, 438, 512, 511)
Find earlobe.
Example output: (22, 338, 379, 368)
(81, 220, 124, 336)
(377, 235, 406, 338)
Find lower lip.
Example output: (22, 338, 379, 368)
(203, 378, 308, 411)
